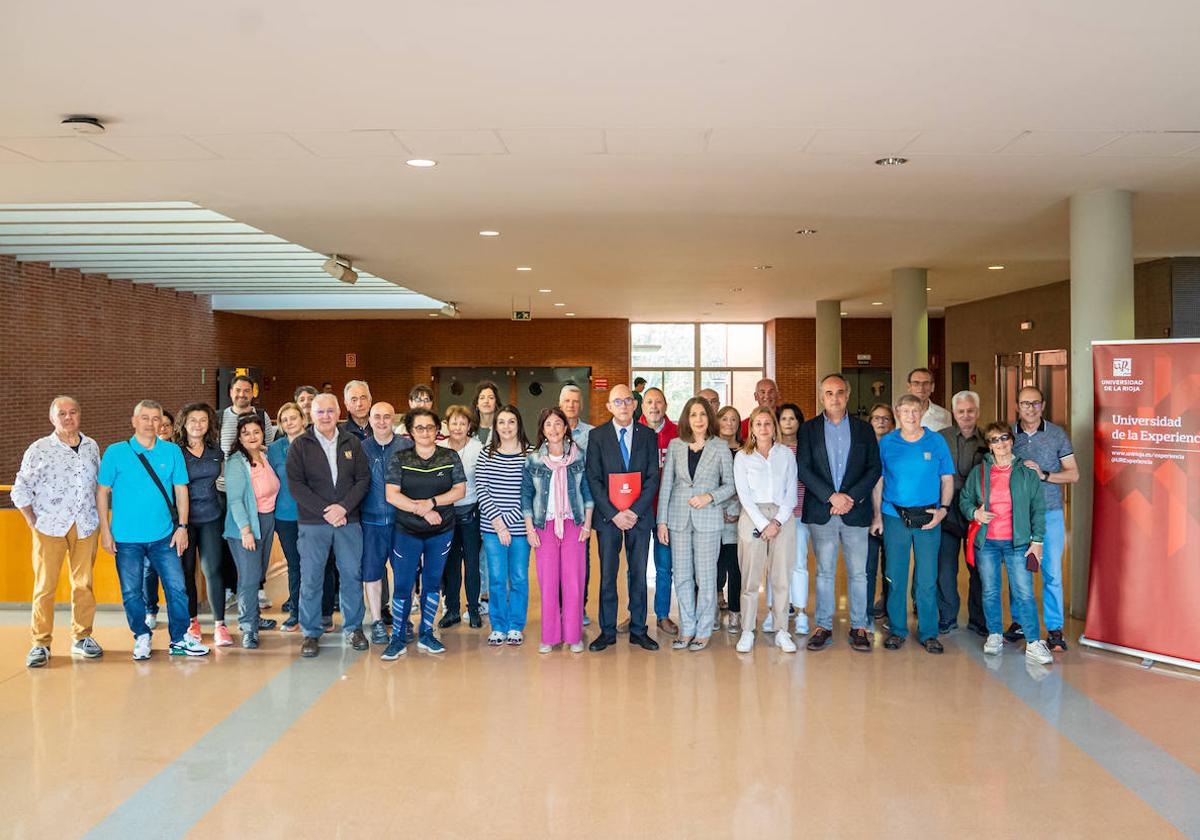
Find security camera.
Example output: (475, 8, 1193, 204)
(440, 302, 460, 318)
(322, 254, 358, 285)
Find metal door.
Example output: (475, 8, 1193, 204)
(842, 367, 891, 419)
(514, 367, 592, 432)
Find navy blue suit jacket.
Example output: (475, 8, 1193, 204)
(586, 420, 659, 529)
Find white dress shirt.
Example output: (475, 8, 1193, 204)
(733, 443, 797, 530)
(612, 419, 635, 465)
(11, 433, 101, 537)
(921, 402, 952, 432)
(316, 427, 339, 484)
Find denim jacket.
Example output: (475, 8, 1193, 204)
(521, 443, 594, 530)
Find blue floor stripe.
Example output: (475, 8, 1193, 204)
(952, 635, 1200, 838)
(83, 643, 362, 840)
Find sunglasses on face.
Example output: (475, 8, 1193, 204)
(987, 434, 1012, 444)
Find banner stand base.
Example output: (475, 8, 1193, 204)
(1079, 636, 1200, 673)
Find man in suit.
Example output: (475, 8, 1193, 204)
(795, 374, 882, 653)
(586, 384, 661, 652)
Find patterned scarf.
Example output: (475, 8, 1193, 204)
(544, 443, 578, 538)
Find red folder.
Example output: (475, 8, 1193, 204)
(608, 472, 641, 512)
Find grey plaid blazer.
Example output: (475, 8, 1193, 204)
(656, 437, 737, 533)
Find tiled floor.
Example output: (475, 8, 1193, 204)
(1, 570, 1197, 840)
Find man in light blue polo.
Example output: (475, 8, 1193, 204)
(96, 400, 210, 660)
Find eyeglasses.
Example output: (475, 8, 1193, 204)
(610, 398, 635, 407)
(411, 424, 437, 433)
(909, 379, 933, 388)
(869, 415, 891, 423)
(1018, 400, 1043, 409)
(987, 434, 1012, 444)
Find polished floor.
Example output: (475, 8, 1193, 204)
(2, 561, 1199, 840)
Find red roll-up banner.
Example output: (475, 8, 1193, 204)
(1084, 340, 1200, 668)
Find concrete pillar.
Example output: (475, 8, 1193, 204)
(891, 268, 928, 398)
(815, 300, 842, 414)
(1069, 189, 1134, 618)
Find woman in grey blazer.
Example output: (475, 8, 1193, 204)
(656, 397, 737, 650)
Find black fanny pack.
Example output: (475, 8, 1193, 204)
(895, 505, 935, 529)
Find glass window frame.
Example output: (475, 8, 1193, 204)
(630, 322, 765, 412)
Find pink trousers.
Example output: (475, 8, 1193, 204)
(534, 519, 586, 645)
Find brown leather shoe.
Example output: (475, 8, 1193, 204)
(348, 629, 369, 651)
(300, 637, 319, 658)
(849, 628, 872, 653)
(806, 627, 833, 651)
(657, 617, 679, 636)
(617, 619, 630, 634)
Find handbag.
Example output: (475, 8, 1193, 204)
(895, 504, 935, 529)
(132, 445, 179, 526)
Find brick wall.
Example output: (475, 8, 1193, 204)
(0, 256, 279, 480)
(271, 318, 630, 427)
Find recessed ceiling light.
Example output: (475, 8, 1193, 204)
(61, 115, 105, 135)
(752, 265, 773, 270)
(537, 288, 552, 293)
(564, 312, 576, 317)
(795, 228, 818, 235)
(553, 302, 565, 307)
(926, 287, 932, 291)
(406, 159, 437, 168)
(875, 157, 908, 166)
(871, 301, 883, 306)
(516, 266, 532, 271)
(478, 230, 500, 237)
(988, 264, 1005, 270)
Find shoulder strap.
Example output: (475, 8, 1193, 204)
(130, 442, 178, 524)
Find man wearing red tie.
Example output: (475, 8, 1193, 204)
(586, 384, 661, 652)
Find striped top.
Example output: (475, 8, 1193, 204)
(476, 449, 529, 535)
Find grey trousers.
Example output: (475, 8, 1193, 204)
(669, 526, 722, 639)
(227, 512, 276, 634)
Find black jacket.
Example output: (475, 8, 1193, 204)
(285, 427, 370, 525)
(586, 420, 660, 529)
(794, 414, 881, 528)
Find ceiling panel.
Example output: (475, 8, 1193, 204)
(804, 129, 920, 156)
(0, 209, 229, 222)
(0, 234, 285, 245)
(498, 127, 606, 155)
(290, 130, 412, 158)
(10, 243, 308, 254)
(0, 137, 124, 162)
(393, 129, 508, 156)
(604, 128, 709, 155)
(998, 130, 1123, 156)
(188, 133, 313, 160)
(903, 129, 1025, 155)
(88, 136, 217, 161)
(1089, 132, 1200, 157)
(706, 126, 818, 156)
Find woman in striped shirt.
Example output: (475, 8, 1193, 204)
(476, 404, 532, 646)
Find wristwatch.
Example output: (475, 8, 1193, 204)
(175, 523, 188, 530)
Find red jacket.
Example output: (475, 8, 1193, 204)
(640, 415, 678, 510)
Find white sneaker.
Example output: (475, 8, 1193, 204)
(169, 638, 211, 657)
(538, 643, 552, 654)
(983, 633, 1003, 655)
(736, 630, 755, 653)
(776, 630, 797, 653)
(257, 589, 271, 609)
(794, 611, 810, 635)
(569, 641, 585, 653)
(762, 613, 776, 633)
(133, 633, 152, 660)
(1025, 639, 1053, 665)
(144, 613, 157, 630)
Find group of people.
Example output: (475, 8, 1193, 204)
(13, 365, 1076, 668)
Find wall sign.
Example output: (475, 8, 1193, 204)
(345, 353, 357, 368)
(593, 377, 608, 391)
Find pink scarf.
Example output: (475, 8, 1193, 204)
(544, 443, 578, 538)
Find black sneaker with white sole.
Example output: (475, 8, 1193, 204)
(1046, 629, 1068, 651)
(1003, 622, 1025, 643)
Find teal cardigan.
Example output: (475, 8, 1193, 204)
(223, 451, 269, 540)
(958, 454, 1046, 550)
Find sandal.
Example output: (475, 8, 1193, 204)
(688, 638, 709, 651)
(671, 636, 694, 650)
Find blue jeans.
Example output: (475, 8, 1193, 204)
(482, 531, 531, 633)
(115, 536, 189, 642)
(882, 514, 940, 641)
(298, 522, 365, 638)
(977, 538, 1041, 640)
(143, 559, 161, 615)
(652, 529, 672, 620)
(391, 528, 454, 639)
(809, 517, 869, 631)
(1041, 509, 1065, 632)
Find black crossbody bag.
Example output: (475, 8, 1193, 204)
(131, 444, 179, 526)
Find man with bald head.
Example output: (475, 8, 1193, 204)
(699, 388, 721, 414)
(586, 384, 661, 651)
(742, 378, 780, 438)
(14, 397, 103, 667)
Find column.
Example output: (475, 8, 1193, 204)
(1069, 189, 1134, 619)
(891, 268, 928, 398)
(815, 300, 842, 415)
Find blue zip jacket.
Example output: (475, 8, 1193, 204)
(267, 436, 298, 521)
(361, 434, 413, 526)
(521, 443, 593, 530)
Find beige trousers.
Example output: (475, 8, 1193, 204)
(31, 524, 98, 646)
(737, 504, 796, 633)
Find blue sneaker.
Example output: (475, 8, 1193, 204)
(418, 631, 445, 654)
(380, 637, 407, 661)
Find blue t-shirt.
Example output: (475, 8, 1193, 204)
(98, 436, 189, 543)
(878, 429, 954, 517)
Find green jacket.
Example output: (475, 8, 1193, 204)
(958, 454, 1046, 550)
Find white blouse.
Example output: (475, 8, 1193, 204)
(439, 436, 483, 507)
(733, 443, 797, 531)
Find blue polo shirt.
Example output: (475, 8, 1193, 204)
(878, 428, 954, 517)
(1012, 419, 1073, 511)
(98, 436, 188, 543)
